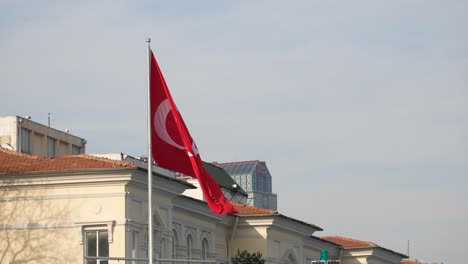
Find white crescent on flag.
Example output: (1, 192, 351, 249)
(154, 99, 185, 150)
(154, 99, 200, 156)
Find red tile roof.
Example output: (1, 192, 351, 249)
(231, 202, 323, 230)
(232, 202, 278, 215)
(321, 236, 377, 249)
(401, 260, 424, 264)
(322, 236, 408, 258)
(0, 147, 135, 174)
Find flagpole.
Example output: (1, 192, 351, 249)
(146, 37, 154, 264)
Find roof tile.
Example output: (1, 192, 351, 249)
(231, 202, 278, 215)
(321, 236, 377, 249)
(401, 259, 424, 264)
(322, 236, 408, 258)
(0, 147, 135, 174)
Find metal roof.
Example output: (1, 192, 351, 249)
(202, 162, 248, 196)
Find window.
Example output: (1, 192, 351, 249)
(159, 237, 166, 260)
(261, 175, 265, 192)
(143, 232, 149, 258)
(262, 196, 269, 208)
(20, 128, 31, 154)
(201, 238, 208, 261)
(172, 230, 178, 261)
(266, 176, 272, 193)
(186, 235, 193, 261)
(131, 231, 138, 264)
(46, 137, 56, 157)
(72, 144, 81, 154)
(84, 229, 109, 264)
(153, 230, 157, 256)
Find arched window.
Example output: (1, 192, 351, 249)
(159, 237, 165, 259)
(186, 234, 193, 260)
(172, 230, 178, 261)
(201, 238, 208, 260)
(153, 230, 157, 256)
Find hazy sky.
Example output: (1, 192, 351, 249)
(1, 1, 467, 263)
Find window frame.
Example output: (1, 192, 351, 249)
(131, 230, 138, 264)
(201, 238, 209, 260)
(72, 144, 81, 155)
(83, 228, 109, 264)
(20, 127, 31, 154)
(46, 136, 56, 157)
(186, 234, 193, 260)
(172, 229, 178, 264)
(77, 221, 115, 264)
(159, 237, 166, 259)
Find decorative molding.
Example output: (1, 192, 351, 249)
(0, 192, 127, 202)
(75, 220, 116, 244)
(185, 226, 197, 246)
(0, 219, 127, 230)
(281, 248, 298, 263)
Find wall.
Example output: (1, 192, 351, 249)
(0, 116, 18, 150)
(0, 116, 86, 156)
(0, 169, 131, 263)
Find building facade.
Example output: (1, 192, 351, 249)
(0, 115, 86, 157)
(0, 147, 408, 264)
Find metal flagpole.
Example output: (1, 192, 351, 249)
(146, 37, 154, 264)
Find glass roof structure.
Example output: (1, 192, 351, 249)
(217, 160, 277, 210)
(217, 160, 272, 193)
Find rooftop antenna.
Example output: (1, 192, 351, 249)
(48, 113, 51, 127)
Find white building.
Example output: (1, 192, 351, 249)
(0, 117, 408, 264)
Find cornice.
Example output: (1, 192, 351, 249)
(128, 170, 191, 198)
(0, 168, 136, 187)
(370, 247, 408, 262)
(237, 214, 318, 237)
(343, 246, 406, 260)
(172, 196, 222, 222)
(303, 236, 341, 252)
(0, 168, 194, 199)
(0, 191, 127, 202)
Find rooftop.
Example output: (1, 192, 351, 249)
(232, 202, 323, 231)
(216, 160, 261, 177)
(0, 147, 135, 174)
(322, 236, 408, 258)
(203, 162, 248, 196)
(401, 260, 424, 264)
(232, 201, 278, 215)
(321, 236, 377, 249)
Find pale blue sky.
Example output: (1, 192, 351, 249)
(1, 1, 467, 263)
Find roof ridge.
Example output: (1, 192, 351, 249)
(231, 202, 322, 230)
(0, 147, 135, 167)
(216, 160, 260, 165)
(55, 154, 135, 166)
(401, 260, 424, 264)
(231, 201, 278, 215)
(321, 236, 377, 247)
(0, 148, 136, 174)
(0, 146, 44, 159)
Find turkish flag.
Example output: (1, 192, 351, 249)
(149, 50, 237, 214)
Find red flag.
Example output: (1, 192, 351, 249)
(149, 50, 237, 214)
